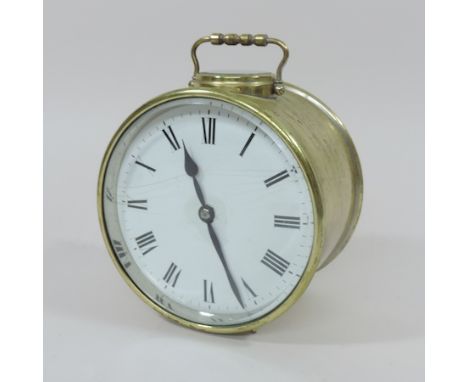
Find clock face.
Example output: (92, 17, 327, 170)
(101, 97, 315, 327)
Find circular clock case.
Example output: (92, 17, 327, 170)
(98, 34, 363, 334)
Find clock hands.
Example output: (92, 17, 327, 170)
(182, 142, 245, 309)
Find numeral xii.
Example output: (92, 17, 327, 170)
(202, 117, 216, 144)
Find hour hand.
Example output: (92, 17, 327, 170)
(183, 142, 206, 205)
(183, 141, 198, 177)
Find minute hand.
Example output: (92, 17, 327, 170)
(206, 223, 245, 309)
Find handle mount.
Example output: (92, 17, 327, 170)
(191, 33, 289, 95)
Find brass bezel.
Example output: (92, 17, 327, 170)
(97, 87, 324, 334)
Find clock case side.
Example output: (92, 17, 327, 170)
(188, 84, 363, 270)
(281, 83, 363, 269)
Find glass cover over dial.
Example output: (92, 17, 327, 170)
(102, 98, 315, 326)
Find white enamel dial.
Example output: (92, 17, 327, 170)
(102, 97, 315, 326)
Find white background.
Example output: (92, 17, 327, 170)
(43, 1, 424, 381)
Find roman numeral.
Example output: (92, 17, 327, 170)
(163, 262, 181, 287)
(162, 126, 180, 151)
(203, 280, 215, 303)
(261, 249, 290, 276)
(135, 231, 157, 255)
(155, 294, 174, 311)
(241, 278, 257, 298)
(155, 294, 164, 305)
(135, 160, 156, 172)
(202, 117, 216, 144)
(127, 199, 147, 210)
(239, 127, 257, 156)
(264, 170, 290, 187)
(112, 239, 126, 258)
(274, 215, 301, 229)
(105, 187, 113, 202)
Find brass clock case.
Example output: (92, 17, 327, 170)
(97, 34, 363, 334)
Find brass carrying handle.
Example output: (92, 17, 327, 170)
(191, 33, 289, 95)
